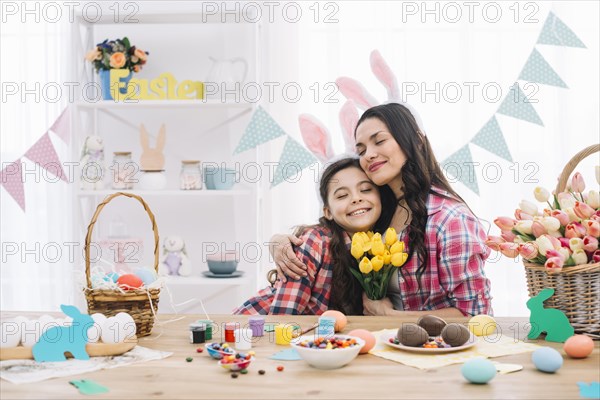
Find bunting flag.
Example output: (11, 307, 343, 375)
(441, 145, 479, 195)
(0, 160, 26, 211)
(497, 83, 544, 126)
(271, 136, 318, 188)
(537, 12, 586, 48)
(24, 133, 68, 182)
(49, 107, 71, 144)
(233, 106, 286, 154)
(470, 116, 513, 162)
(519, 49, 567, 88)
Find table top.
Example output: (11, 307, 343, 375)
(1, 314, 599, 399)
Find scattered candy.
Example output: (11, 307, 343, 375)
(248, 351, 256, 357)
(231, 373, 238, 378)
(258, 370, 266, 375)
(186, 357, 193, 362)
(277, 365, 284, 371)
(196, 348, 203, 353)
(296, 336, 360, 350)
(240, 369, 248, 374)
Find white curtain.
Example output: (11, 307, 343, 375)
(1, 14, 73, 310)
(262, 1, 599, 316)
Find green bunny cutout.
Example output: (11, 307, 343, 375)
(527, 288, 574, 343)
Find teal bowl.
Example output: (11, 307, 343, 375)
(207, 260, 238, 274)
(204, 167, 236, 190)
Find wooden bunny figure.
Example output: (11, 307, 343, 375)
(527, 288, 574, 342)
(139, 124, 166, 171)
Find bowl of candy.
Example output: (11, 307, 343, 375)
(218, 353, 255, 372)
(291, 335, 365, 370)
(205, 342, 236, 360)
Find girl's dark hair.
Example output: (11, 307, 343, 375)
(293, 157, 396, 315)
(355, 103, 467, 290)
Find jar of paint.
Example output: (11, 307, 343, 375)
(249, 316, 265, 337)
(189, 323, 206, 344)
(196, 319, 214, 340)
(224, 322, 238, 342)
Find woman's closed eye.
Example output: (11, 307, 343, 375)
(336, 193, 348, 200)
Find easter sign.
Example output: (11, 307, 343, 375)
(107, 69, 204, 101)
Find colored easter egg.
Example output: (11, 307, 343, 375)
(563, 335, 594, 359)
(348, 329, 376, 354)
(134, 267, 156, 286)
(442, 323, 471, 347)
(417, 315, 447, 336)
(104, 272, 120, 283)
(398, 323, 429, 347)
(468, 315, 497, 336)
(322, 310, 347, 332)
(117, 274, 143, 290)
(461, 358, 497, 384)
(532, 347, 563, 373)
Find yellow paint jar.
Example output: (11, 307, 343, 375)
(275, 324, 294, 345)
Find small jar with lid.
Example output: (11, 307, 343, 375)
(180, 160, 202, 190)
(111, 152, 134, 190)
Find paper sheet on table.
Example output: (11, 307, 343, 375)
(0, 346, 172, 384)
(369, 329, 540, 370)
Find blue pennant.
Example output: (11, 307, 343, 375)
(471, 116, 513, 162)
(271, 137, 318, 188)
(441, 144, 479, 195)
(537, 12, 586, 48)
(234, 106, 286, 154)
(497, 84, 543, 126)
(519, 49, 567, 88)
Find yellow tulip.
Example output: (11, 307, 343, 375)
(390, 241, 404, 254)
(371, 233, 382, 242)
(371, 255, 384, 272)
(391, 252, 408, 267)
(371, 239, 385, 256)
(360, 232, 370, 243)
(359, 257, 373, 274)
(385, 227, 398, 246)
(366, 231, 374, 239)
(352, 233, 364, 248)
(351, 243, 364, 260)
(383, 250, 392, 264)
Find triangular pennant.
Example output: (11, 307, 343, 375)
(24, 133, 68, 182)
(519, 48, 567, 88)
(537, 12, 586, 48)
(271, 137, 318, 188)
(49, 107, 70, 144)
(234, 106, 286, 154)
(470, 116, 513, 162)
(441, 145, 479, 195)
(497, 84, 543, 126)
(0, 159, 26, 211)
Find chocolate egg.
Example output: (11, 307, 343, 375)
(417, 315, 447, 337)
(397, 323, 429, 347)
(441, 323, 471, 347)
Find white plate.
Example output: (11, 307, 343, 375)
(380, 332, 477, 354)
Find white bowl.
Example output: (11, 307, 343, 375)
(291, 335, 365, 370)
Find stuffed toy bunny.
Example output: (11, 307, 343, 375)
(159, 236, 192, 276)
(139, 124, 166, 171)
(80, 135, 105, 190)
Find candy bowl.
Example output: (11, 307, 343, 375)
(218, 354, 255, 372)
(291, 335, 365, 370)
(205, 342, 236, 360)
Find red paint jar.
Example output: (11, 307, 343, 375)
(224, 322, 238, 342)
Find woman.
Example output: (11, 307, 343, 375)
(233, 157, 396, 315)
(271, 103, 492, 317)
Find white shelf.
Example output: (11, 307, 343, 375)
(75, 99, 254, 110)
(164, 275, 251, 286)
(78, 189, 251, 197)
(76, 12, 255, 26)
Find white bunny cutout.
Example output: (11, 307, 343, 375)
(335, 49, 426, 135)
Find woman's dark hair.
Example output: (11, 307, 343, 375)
(293, 157, 396, 315)
(355, 103, 466, 290)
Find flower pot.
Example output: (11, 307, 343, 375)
(99, 69, 132, 100)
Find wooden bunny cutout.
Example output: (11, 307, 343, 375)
(140, 124, 166, 171)
(527, 288, 574, 343)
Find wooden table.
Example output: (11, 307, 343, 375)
(1, 314, 599, 399)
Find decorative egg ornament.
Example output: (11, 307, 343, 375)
(532, 347, 563, 373)
(461, 358, 497, 384)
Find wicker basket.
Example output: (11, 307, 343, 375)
(524, 144, 600, 339)
(84, 192, 160, 337)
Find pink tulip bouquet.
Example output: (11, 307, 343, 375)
(487, 169, 600, 273)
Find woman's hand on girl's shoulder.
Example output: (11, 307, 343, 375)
(269, 233, 307, 283)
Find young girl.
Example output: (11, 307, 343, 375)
(271, 103, 493, 317)
(233, 157, 396, 315)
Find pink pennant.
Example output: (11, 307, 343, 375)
(0, 159, 25, 211)
(49, 107, 70, 144)
(24, 133, 67, 182)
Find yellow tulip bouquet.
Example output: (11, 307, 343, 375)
(350, 228, 409, 300)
